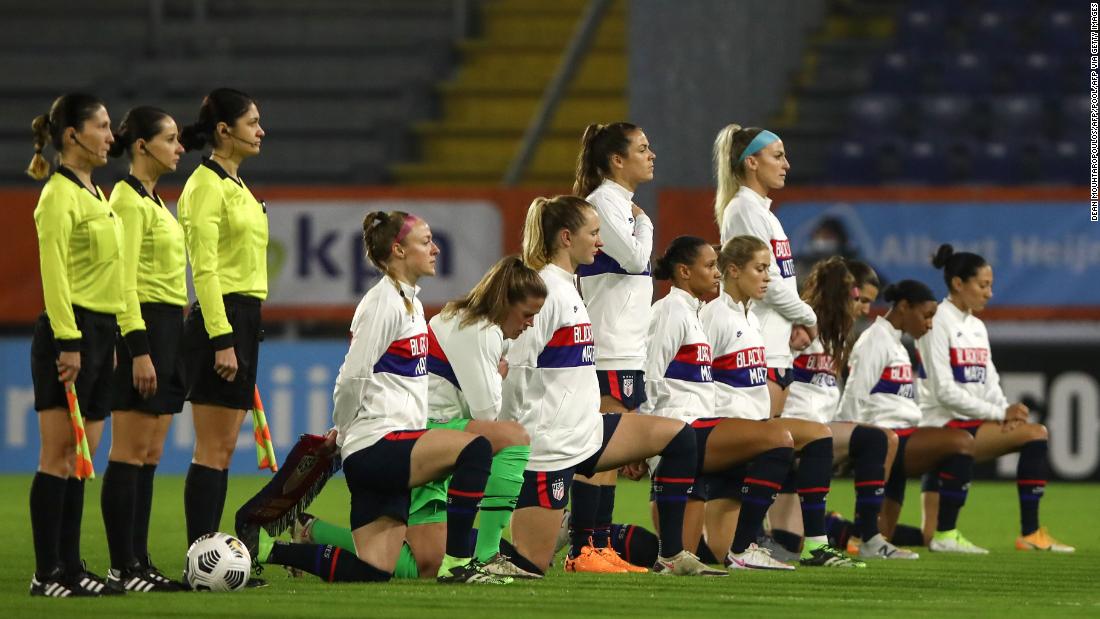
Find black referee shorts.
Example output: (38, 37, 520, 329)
(31, 307, 117, 421)
(112, 303, 186, 415)
(183, 294, 262, 411)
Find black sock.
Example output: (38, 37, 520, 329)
(826, 511, 853, 548)
(772, 527, 803, 553)
(796, 437, 833, 539)
(891, 524, 925, 546)
(60, 478, 85, 573)
(498, 538, 545, 576)
(213, 469, 229, 532)
(732, 447, 794, 554)
(30, 472, 67, 579)
(101, 461, 140, 570)
(268, 542, 391, 582)
(1017, 440, 1047, 536)
(593, 485, 616, 548)
(849, 425, 888, 541)
(184, 463, 222, 545)
(133, 464, 157, 566)
(568, 481, 600, 557)
(936, 453, 974, 531)
(445, 436, 492, 559)
(652, 424, 698, 558)
(608, 523, 659, 568)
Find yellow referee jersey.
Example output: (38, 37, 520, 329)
(109, 175, 188, 354)
(33, 166, 124, 348)
(177, 158, 268, 346)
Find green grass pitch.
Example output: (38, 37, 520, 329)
(0, 475, 1097, 618)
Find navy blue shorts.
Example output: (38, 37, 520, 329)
(516, 414, 622, 510)
(767, 367, 794, 390)
(597, 370, 647, 411)
(343, 429, 426, 529)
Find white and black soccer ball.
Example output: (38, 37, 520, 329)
(185, 532, 252, 591)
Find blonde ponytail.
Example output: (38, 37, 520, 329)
(26, 115, 51, 180)
(713, 123, 742, 226)
(521, 195, 593, 271)
(521, 197, 551, 270)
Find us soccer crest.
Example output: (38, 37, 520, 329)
(623, 375, 635, 398)
(552, 478, 566, 501)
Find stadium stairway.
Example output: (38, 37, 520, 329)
(391, 0, 627, 186)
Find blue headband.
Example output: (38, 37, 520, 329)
(737, 130, 780, 164)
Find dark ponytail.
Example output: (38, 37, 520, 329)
(931, 243, 987, 293)
(573, 122, 638, 197)
(180, 88, 256, 152)
(109, 106, 172, 159)
(801, 257, 856, 374)
(25, 92, 105, 180)
(653, 235, 708, 281)
(882, 279, 936, 307)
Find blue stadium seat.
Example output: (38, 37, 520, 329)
(1042, 10, 1086, 51)
(939, 51, 992, 93)
(872, 51, 924, 93)
(988, 95, 1045, 135)
(1013, 52, 1063, 93)
(848, 94, 903, 129)
(970, 140, 1015, 184)
(965, 9, 1022, 51)
(896, 7, 947, 49)
(1043, 139, 1087, 185)
(828, 139, 876, 184)
(898, 138, 948, 184)
(918, 95, 974, 131)
(1059, 96, 1088, 137)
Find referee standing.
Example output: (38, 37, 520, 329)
(176, 89, 268, 559)
(27, 93, 123, 597)
(101, 106, 188, 592)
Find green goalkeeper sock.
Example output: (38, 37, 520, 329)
(309, 517, 356, 553)
(307, 518, 420, 579)
(474, 445, 530, 562)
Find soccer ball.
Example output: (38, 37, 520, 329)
(185, 532, 252, 591)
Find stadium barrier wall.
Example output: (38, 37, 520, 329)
(2, 185, 1094, 476)
(1, 337, 1097, 479)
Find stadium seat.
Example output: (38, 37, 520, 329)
(897, 138, 949, 184)
(965, 9, 1022, 51)
(1042, 139, 1087, 185)
(1042, 10, 1086, 52)
(939, 51, 993, 93)
(828, 139, 875, 184)
(896, 7, 946, 49)
(848, 94, 903, 130)
(872, 51, 923, 93)
(969, 140, 1015, 184)
(988, 95, 1046, 135)
(918, 95, 974, 132)
(1058, 96, 1088, 137)
(1012, 52, 1063, 93)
